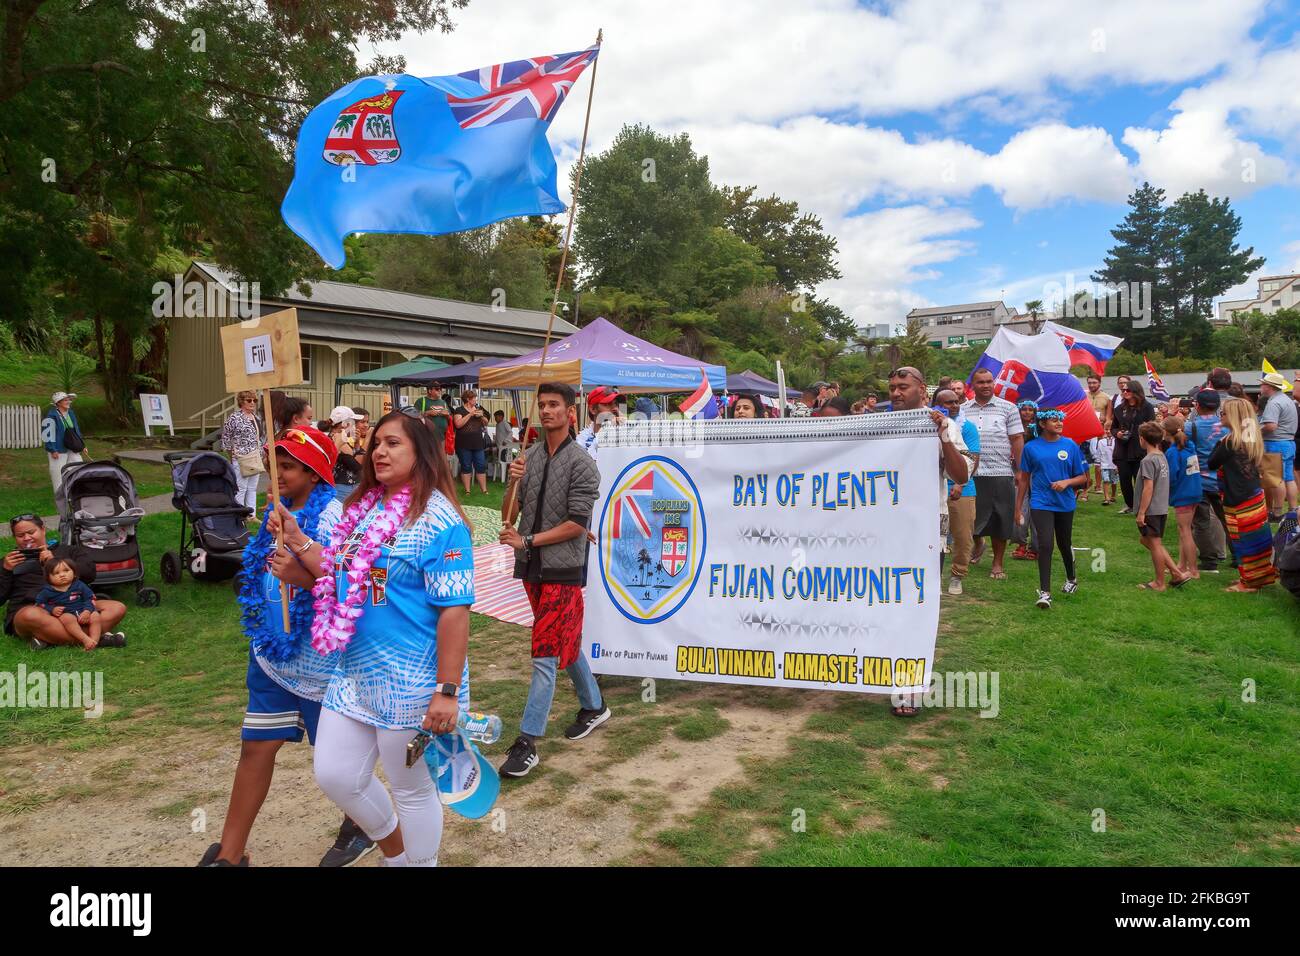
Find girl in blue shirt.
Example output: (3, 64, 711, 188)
(1016, 408, 1090, 609)
(1164, 416, 1203, 580)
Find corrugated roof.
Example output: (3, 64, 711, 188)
(295, 309, 533, 357)
(194, 261, 578, 337)
(906, 301, 1004, 318)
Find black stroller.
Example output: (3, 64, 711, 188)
(57, 460, 160, 607)
(161, 451, 253, 585)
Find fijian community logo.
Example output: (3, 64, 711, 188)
(598, 456, 706, 624)
(324, 90, 404, 166)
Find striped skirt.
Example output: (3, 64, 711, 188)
(1225, 491, 1277, 589)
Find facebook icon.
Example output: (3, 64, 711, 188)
(591, 643, 601, 659)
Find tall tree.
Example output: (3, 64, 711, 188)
(1092, 182, 1172, 349)
(0, 0, 467, 423)
(721, 185, 841, 292)
(571, 123, 722, 308)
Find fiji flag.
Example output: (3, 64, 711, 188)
(1043, 321, 1123, 376)
(281, 48, 598, 268)
(680, 371, 720, 420)
(969, 327, 1103, 443)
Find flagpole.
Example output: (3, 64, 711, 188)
(503, 28, 602, 526)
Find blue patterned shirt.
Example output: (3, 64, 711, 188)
(322, 492, 475, 729)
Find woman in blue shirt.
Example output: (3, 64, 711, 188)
(290, 411, 475, 867)
(1016, 408, 1090, 609)
(1164, 416, 1203, 580)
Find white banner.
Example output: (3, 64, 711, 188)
(583, 413, 941, 694)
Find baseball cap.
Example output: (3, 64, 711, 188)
(586, 386, 622, 409)
(428, 730, 500, 820)
(328, 404, 362, 425)
(1195, 389, 1220, 409)
(275, 425, 338, 486)
(51, 391, 76, 404)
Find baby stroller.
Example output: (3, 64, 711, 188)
(57, 460, 160, 607)
(161, 451, 253, 585)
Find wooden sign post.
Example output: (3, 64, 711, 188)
(219, 308, 304, 631)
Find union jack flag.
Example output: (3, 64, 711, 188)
(448, 48, 598, 130)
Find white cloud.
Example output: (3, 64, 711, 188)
(1123, 109, 1290, 199)
(1173, 46, 1300, 142)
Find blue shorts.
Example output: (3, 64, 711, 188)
(457, 447, 487, 475)
(242, 653, 321, 744)
(1263, 439, 1295, 482)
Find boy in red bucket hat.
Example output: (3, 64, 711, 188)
(576, 386, 621, 459)
(200, 425, 377, 867)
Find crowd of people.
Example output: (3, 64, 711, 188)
(7, 361, 1296, 867)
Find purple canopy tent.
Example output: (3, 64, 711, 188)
(478, 317, 726, 393)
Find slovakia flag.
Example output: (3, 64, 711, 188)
(969, 328, 1103, 443)
(1043, 321, 1123, 376)
(680, 371, 720, 420)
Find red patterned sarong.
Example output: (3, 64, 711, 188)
(523, 582, 585, 668)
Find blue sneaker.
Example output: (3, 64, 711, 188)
(318, 816, 375, 867)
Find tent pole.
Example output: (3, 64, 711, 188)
(504, 28, 603, 525)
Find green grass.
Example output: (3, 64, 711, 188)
(2, 500, 1297, 866)
(0, 443, 179, 520)
(650, 503, 1300, 866)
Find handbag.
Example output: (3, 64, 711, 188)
(236, 449, 265, 477)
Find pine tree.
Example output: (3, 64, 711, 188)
(1092, 182, 1171, 349)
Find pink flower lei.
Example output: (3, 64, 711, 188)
(311, 483, 413, 654)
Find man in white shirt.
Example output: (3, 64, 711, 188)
(961, 369, 1026, 580)
(886, 366, 968, 718)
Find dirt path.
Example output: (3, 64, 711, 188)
(0, 621, 847, 867)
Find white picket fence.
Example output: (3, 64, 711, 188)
(0, 404, 43, 449)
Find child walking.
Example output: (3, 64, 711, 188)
(1164, 416, 1202, 580)
(1015, 407, 1089, 609)
(200, 426, 372, 867)
(34, 558, 101, 650)
(1094, 427, 1118, 505)
(1135, 422, 1189, 591)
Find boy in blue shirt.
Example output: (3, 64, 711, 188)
(1016, 408, 1089, 609)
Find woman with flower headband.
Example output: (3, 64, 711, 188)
(200, 425, 370, 866)
(1015, 407, 1089, 609)
(301, 409, 474, 867)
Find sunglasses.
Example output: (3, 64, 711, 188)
(889, 367, 923, 381)
(398, 405, 423, 420)
(9, 513, 40, 529)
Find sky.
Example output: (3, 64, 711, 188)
(364, 0, 1300, 331)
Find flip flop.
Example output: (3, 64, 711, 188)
(1170, 574, 1190, 589)
(890, 704, 918, 718)
(1136, 582, 1162, 591)
(989, 569, 1007, 580)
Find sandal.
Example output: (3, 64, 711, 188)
(890, 704, 918, 718)
(989, 569, 1007, 580)
(1136, 582, 1162, 591)
(1170, 573, 1190, 589)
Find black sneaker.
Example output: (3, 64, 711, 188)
(98, 632, 127, 648)
(564, 705, 611, 740)
(319, 816, 375, 867)
(197, 842, 248, 867)
(499, 734, 539, 778)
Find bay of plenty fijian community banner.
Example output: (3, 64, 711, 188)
(583, 412, 941, 694)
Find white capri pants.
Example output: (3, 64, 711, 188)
(234, 469, 259, 512)
(314, 708, 443, 867)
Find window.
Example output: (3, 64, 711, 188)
(355, 349, 386, 373)
(301, 346, 312, 384)
(1272, 299, 1282, 307)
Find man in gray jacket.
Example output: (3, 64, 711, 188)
(497, 382, 610, 777)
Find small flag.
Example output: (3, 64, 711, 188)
(1043, 321, 1123, 375)
(680, 371, 720, 420)
(1263, 358, 1294, 393)
(1144, 355, 1170, 401)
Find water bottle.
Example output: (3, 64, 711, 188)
(457, 711, 502, 744)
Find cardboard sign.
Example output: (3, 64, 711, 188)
(219, 308, 303, 393)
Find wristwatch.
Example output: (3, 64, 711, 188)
(433, 682, 459, 698)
